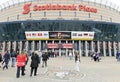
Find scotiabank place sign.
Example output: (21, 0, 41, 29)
(23, 3, 98, 14)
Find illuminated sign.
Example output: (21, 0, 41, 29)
(23, 3, 98, 14)
(49, 32, 71, 39)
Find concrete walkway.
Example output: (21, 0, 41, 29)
(0, 56, 120, 82)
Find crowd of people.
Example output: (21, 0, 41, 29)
(0, 50, 49, 78)
(0, 49, 119, 78)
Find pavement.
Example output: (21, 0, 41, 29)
(0, 56, 120, 82)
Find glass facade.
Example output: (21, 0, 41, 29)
(0, 20, 120, 41)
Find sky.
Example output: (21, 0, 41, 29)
(0, 0, 120, 11)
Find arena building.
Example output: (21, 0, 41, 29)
(0, 0, 120, 57)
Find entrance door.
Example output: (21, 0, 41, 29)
(61, 48, 66, 56)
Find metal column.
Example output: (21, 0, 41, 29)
(32, 41, 35, 52)
(52, 40, 54, 52)
(39, 41, 41, 51)
(97, 41, 100, 53)
(79, 41, 82, 57)
(2, 41, 5, 53)
(108, 41, 112, 56)
(46, 40, 48, 52)
(19, 41, 22, 53)
(59, 40, 61, 56)
(25, 41, 28, 52)
(8, 41, 11, 53)
(72, 40, 75, 56)
(66, 40, 68, 56)
(91, 41, 94, 52)
(113, 41, 117, 56)
(13, 41, 16, 51)
(118, 42, 120, 52)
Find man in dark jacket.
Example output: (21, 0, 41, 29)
(42, 52, 48, 67)
(30, 52, 40, 76)
(3, 50, 10, 69)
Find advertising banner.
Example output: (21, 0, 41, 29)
(25, 31, 49, 40)
(49, 32, 71, 39)
(72, 31, 94, 40)
(47, 43, 59, 48)
(25, 31, 94, 40)
(62, 43, 74, 48)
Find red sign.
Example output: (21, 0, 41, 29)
(23, 3, 31, 14)
(62, 43, 74, 48)
(33, 4, 77, 11)
(47, 43, 59, 48)
(22, 3, 98, 14)
(79, 5, 97, 13)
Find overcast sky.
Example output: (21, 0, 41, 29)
(0, 0, 120, 11)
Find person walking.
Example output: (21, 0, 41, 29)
(30, 51, 40, 76)
(74, 51, 78, 62)
(11, 50, 17, 67)
(16, 51, 27, 78)
(42, 52, 48, 67)
(38, 50, 42, 64)
(3, 50, 10, 70)
(69, 51, 73, 60)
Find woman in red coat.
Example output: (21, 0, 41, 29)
(16, 51, 27, 78)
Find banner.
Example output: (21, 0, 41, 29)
(25, 31, 49, 40)
(25, 31, 94, 40)
(62, 43, 74, 48)
(47, 43, 59, 48)
(72, 31, 94, 40)
(49, 32, 71, 39)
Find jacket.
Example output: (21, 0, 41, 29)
(16, 54, 27, 67)
(30, 54, 40, 67)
